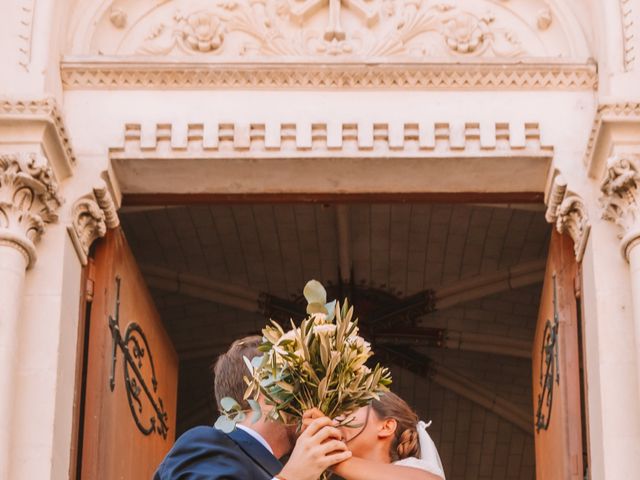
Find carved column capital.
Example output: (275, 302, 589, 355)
(0, 152, 63, 267)
(67, 181, 120, 265)
(599, 154, 640, 261)
(545, 173, 590, 262)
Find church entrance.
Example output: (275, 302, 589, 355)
(73, 199, 589, 479)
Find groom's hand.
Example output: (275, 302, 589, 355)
(278, 417, 351, 480)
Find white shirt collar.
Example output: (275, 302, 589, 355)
(236, 424, 274, 455)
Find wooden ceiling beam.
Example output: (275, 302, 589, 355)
(374, 328, 531, 359)
(434, 259, 546, 310)
(336, 204, 352, 284)
(376, 345, 533, 434)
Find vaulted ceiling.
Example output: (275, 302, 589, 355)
(121, 202, 550, 480)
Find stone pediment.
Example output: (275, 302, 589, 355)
(73, 0, 589, 60)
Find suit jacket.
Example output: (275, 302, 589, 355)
(154, 426, 283, 480)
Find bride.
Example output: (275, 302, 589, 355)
(303, 392, 445, 480)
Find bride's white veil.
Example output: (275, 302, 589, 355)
(394, 420, 446, 479)
(416, 420, 445, 479)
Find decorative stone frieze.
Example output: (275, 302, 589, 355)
(60, 61, 597, 90)
(67, 181, 120, 265)
(72, 0, 588, 59)
(545, 173, 590, 262)
(0, 152, 63, 267)
(600, 154, 640, 260)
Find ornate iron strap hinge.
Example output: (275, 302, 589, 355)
(108, 276, 169, 439)
(535, 274, 560, 433)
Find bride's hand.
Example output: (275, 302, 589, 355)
(301, 408, 325, 433)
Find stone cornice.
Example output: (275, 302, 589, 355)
(585, 102, 640, 178)
(0, 97, 76, 176)
(112, 120, 553, 158)
(61, 59, 597, 91)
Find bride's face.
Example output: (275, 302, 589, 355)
(339, 405, 395, 459)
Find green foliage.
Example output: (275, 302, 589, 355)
(215, 279, 392, 435)
(245, 279, 391, 424)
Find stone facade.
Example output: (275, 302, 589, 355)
(1, 0, 640, 478)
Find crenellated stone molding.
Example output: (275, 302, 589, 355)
(67, 181, 120, 266)
(0, 152, 63, 268)
(599, 154, 640, 261)
(60, 60, 597, 91)
(112, 120, 553, 158)
(545, 173, 590, 262)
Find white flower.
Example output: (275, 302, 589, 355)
(311, 312, 328, 324)
(313, 324, 337, 335)
(347, 336, 370, 352)
(277, 329, 298, 344)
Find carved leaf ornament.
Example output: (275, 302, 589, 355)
(86, 0, 570, 59)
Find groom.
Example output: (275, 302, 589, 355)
(154, 335, 351, 480)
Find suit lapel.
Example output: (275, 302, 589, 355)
(227, 428, 283, 477)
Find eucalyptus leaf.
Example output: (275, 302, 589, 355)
(303, 280, 327, 305)
(214, 415, 236, 433)
(220, 397, 241, 412)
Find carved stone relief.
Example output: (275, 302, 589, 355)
(67, 181, 120, 266)
(0, 152, 63, 267)
(82, 0, 580, 59)
(600, 154, 640, 260)
(545, 173, 590, 262)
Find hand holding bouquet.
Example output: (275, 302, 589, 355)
(216, 279, 391, 431)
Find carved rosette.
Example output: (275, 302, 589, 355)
(599, 155, 640, 260)
(545, 173, 590, 262)
(0, 152, 62, 267)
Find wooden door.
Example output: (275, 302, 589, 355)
(532, 231, 583, 479)
(79, 228, 178, 479)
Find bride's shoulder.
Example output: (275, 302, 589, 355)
(392, 456, 421, 466)
(393, 456, 446, 479)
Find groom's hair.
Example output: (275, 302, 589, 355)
(212, 335, 262, 412)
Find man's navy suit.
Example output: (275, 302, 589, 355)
(154, 426, 283, 480)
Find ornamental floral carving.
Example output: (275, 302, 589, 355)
(555, 193, 589, 262)
(67, 182, 119, 266)
(68, 198, 107, 265)
(599, 155, 640, 260)
(0, 152, 62, 267)
(545, 173, 590, 262)
(87, 0, 563, 59)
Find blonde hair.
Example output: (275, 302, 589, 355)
(371, 392, 420, 461)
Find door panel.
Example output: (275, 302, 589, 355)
(532, 231, 583, 479)
(80, 229, 178, 479)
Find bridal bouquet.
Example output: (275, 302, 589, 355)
(216, 280, 391, 432)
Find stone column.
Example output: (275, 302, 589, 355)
(600, 154, 640, 402)
(0, 152, 61, 479)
